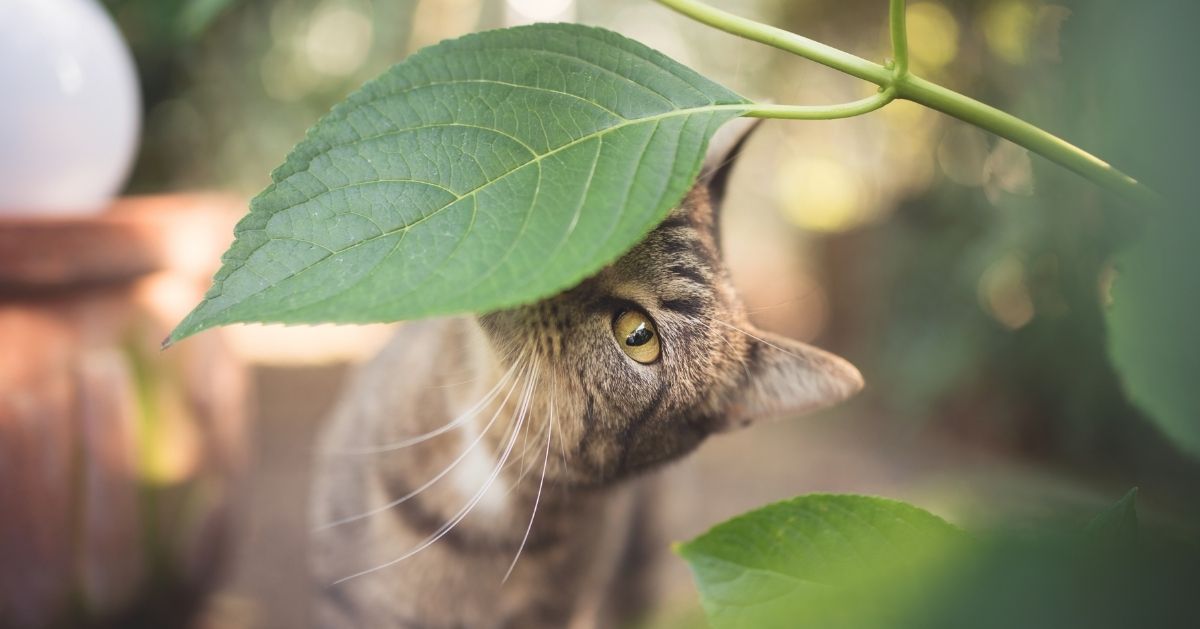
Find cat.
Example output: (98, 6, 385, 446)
(309, 118, 863, 629)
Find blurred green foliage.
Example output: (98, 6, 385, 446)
(815, 0, 1200, 504)
(1093, 0, 1200, 459)
(683, 492, 1200, 629)
(104, 0, 423, 193)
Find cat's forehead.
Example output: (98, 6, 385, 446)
(620, 187, 720, 272)
(582, 184, 732, 321)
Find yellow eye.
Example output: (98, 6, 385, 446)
(612, 310, 661, 364)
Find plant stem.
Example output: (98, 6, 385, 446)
(745, 90, 895, 120)
(889, 0, 909, 78)
(653, 0, 891, 85)
(893, 76, 1158, 208)
(654, 0, 1161, 208)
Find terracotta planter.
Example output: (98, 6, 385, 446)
(0, 196, 248, 629)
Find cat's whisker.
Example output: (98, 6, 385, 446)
(503, 376, 554, 493)
(325, 357, 523, 455)
(314, 360, 530, 531)
(708, 320, 753, 381)
(672, 310, 756, 377)
(429, 330, 524, 389)
(743, 290, 818, 315)
(503, 397, 553, 583)
(695, 153, 739, 187)
(331, 360, 541, 585)
(711, 318, 810, 360)
(429, 344, 524, 390)
(430, 374, 488, 390)
(686, 314, 812, 362)
(508, 419, 547, 488)
(516, 382, 536, 478)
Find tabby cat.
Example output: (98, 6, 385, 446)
(309, 119, 863, 628)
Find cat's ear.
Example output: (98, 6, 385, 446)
(701, 116, 763, 207)
(717, 328, 863, 432)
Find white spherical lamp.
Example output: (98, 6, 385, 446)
(0, 0, 142, 216)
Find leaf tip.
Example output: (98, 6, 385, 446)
(163, 324, 193, 350)
(163, 307, 209, 350)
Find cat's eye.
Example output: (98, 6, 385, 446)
(612, 310, 661, 364)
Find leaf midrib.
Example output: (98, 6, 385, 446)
(208, 103, 750, 316)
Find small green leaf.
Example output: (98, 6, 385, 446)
(1084, 487, 1139, 546)
(676, 494, 961, 629)
(168, 23, 749, 344)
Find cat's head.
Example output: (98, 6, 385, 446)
(480, 120, 862, 485)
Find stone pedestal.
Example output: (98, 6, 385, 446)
(0, 196, 249, 629)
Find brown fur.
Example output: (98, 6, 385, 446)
(309, 120, 863, 628)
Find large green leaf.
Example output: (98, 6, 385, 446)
(676, 494, 962, 629)
(168, 23, 748, 344)
(1080, 1, 1200, 459)
(1106, 209, 1200, 458)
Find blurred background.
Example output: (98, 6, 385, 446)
(2, 0, 1198, 627)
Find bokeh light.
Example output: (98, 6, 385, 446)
(979, 252, 1035, 329)
(983, 139, 1034, 203)
(937, 124, 990, 187)
(981, 0, 1036, 65)
(778, 156, 871, 233)
(506, 0, 575, 24)
(906, 2, 960, 70)
(303, 0, 373, 77)
(409, 0, 484, 51)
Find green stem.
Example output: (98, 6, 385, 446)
(890, 0, 909, 78)
(654, 0, 1161, 208)
(745, 89, 895, 120)
(894, 76, 1159, 208)
(653, 0, 891, 85)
